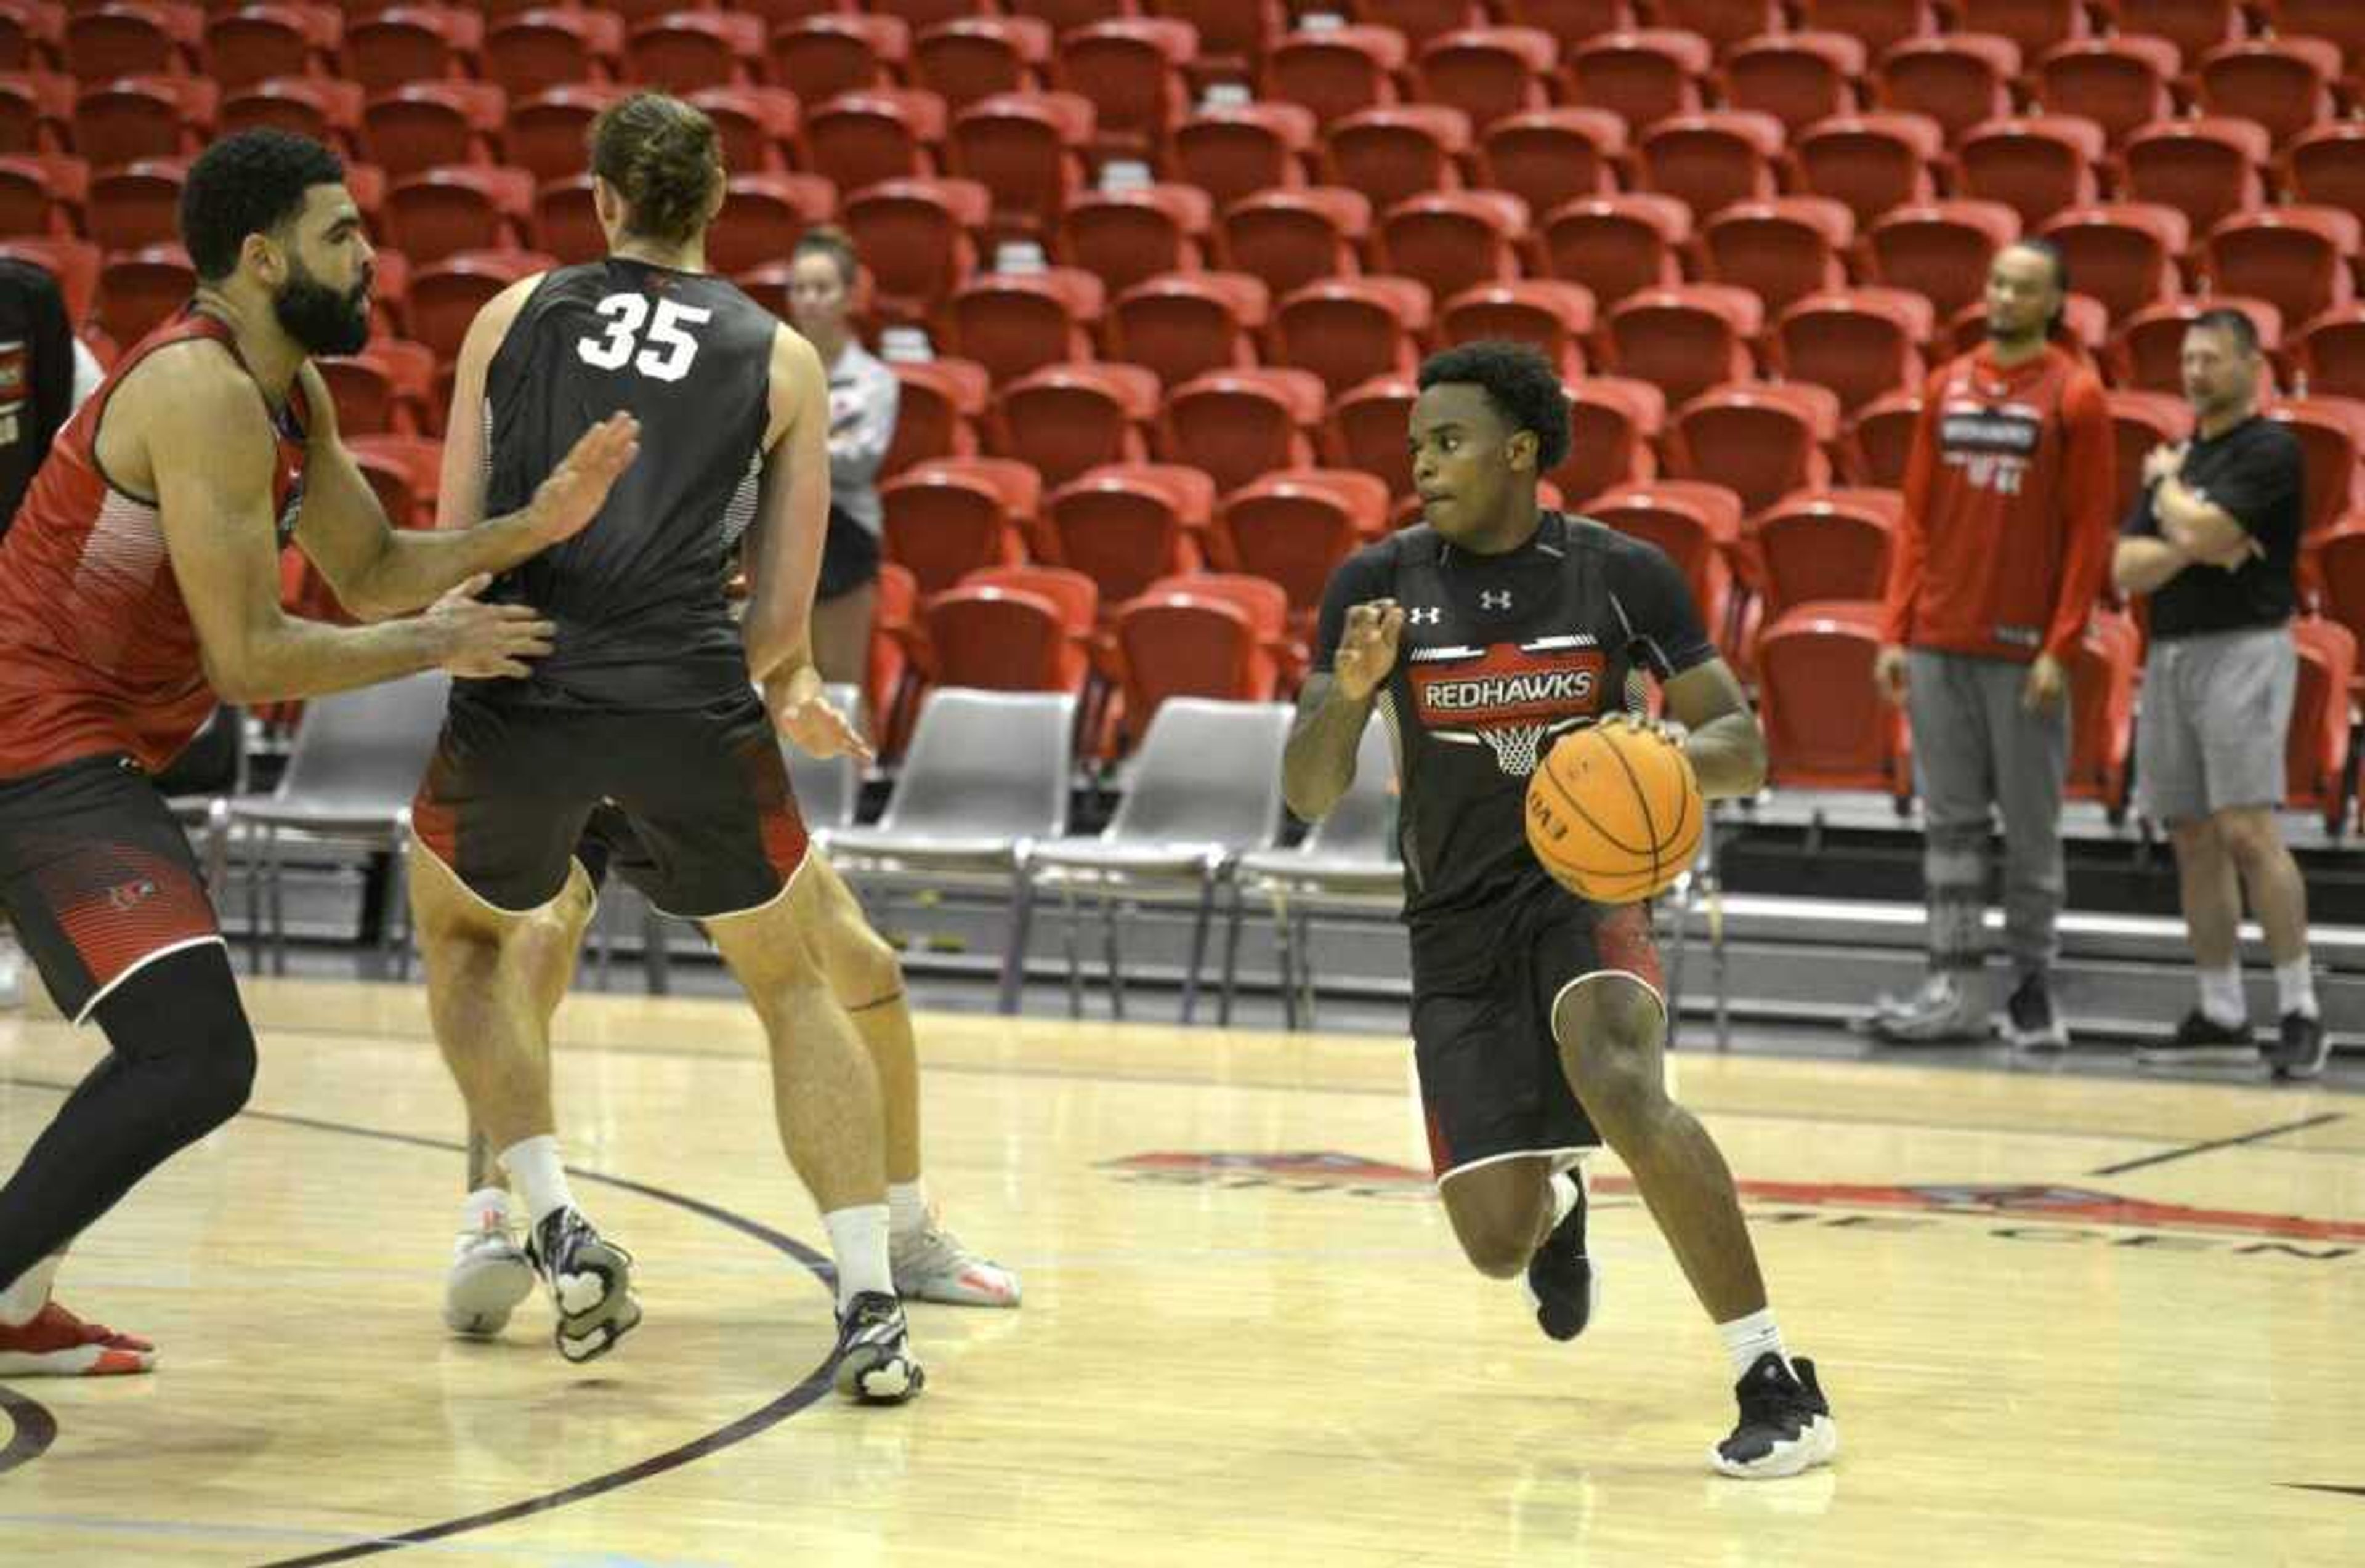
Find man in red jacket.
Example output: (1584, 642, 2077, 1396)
(1869, 240, 2115, 1046)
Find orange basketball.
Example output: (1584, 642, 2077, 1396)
(1524, 721, 1704, 903)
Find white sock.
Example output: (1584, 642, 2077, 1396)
(498, 1135, 576, 1228)
(0, 1254, 62, 1326)
(2274, 958, 2318, 1020)
(824, 1203, 894, 1312)
(1545, 1171, 1580, 1231)
(2197, 964, 2246, 1028)
(1717, 1307, 1788, 1380)
(887, 1179, 930, 1240)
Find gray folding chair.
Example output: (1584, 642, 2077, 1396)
(1227, 713, 1402, 1028)
(827, 687, 1078, 1012)
(1027, 698, 1293, 1022)
(219, 671, 450, 978)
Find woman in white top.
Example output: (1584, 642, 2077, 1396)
(786, 225, 899, 687)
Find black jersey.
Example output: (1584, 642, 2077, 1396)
(2120, 413, 2302, 638)
(1314, 512, 1716, 971)
(480, 257, 776, 710)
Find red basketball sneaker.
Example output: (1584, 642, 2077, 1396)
(0, 1301, 156, 1376)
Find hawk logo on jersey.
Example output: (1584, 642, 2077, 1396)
(1409, 638, 1608, 777)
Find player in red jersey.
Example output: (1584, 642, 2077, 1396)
(0, 129, 634, 1376)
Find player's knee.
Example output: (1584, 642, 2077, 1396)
(1557, 987, 1666, 1133)
(1458, 1226, 1530, 1279)
(179, 1014, 257, 1133)
(828, 917, 903, 1007)
(2213, 808, 2281, 866)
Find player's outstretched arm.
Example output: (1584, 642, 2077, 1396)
(144, 352, 561, 701)
(1658, 659, 1766, 801)
(1284, 597, 1402, 821)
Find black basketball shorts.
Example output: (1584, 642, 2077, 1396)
(410, 692, 810, 920)
(1410, 880, 1665, 1182)
(0, 753, 223, 1024)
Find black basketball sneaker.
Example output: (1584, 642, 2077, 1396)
(1712, 1352, 1838, 1478)
(1526, 1168, 1598, 1343)
(833, 1291, 926, 1405)
(525, 1206, 642, 1365)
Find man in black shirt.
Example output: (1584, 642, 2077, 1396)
(2112, 307, 2324, 1078)
(1285, 342, 1837, 1477)
(405, 93, 922, 1400)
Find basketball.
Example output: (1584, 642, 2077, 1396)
(1525, 721, 1704, 903)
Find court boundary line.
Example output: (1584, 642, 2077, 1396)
(0, 1077, 844, 1567)
(2086, 1113, 2348, 1176)
(0, 1387, 55, 1477)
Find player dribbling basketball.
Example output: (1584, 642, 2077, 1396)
(1281, 341, 1840, 1476)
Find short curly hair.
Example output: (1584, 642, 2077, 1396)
(180, 130, 346, 283)
(1416, 341, 1572, 472)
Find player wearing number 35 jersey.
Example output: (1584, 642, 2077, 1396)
(407, 92, 923, 1400)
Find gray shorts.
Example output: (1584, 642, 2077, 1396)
(2135, 625, 2295, 825)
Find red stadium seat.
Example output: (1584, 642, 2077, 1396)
(804, 89, 948, 197)
(1752, 486, 1901, 618)
(625, 12, 764, 94)
(2295, 307, 2365, 404)
(2289, 124, 2365, 234)
(688, 85, 802, 177)
(1668, 381, 1842, 520)
(1171, 101, 1318, 214)
(2313, 518, 2365, 665)
(2268, 396, 2365, 544)
(910, 15, 1049, 114)
(2032, 38, 2180, 148)
(317, 337, 436, 438)
(2122, 117, 2273, 238)
(0, 150, 80, 238)
(1351, 1, 1488, 49)
(1106, 270, 1268, 387)
(385, 164, 532, 267)
(1272, 275, 1432, 395)
(881, 457, 1038, 595)
(1147, 0, 1282, 82)
(1325, 104, 1472, 215)
(1264, 23, 1405, 128)
(0, 70, 77, 158)
(2065, 605, 2138, 814)
(1793, 112, 1945, 230)
(361, 81, 504, 181)
(1497, 0, 1635, 54)
(2117, 296, 2283, 396)
(1219, 186, 1372, 299)
(0, 6, 61, 76)
(347, 432, 442, 530)
(530, 173, 600, 266)
(2285, 614, 2358, 828)
(1721, 31, 1867, 135)
(2205, 208, 2360, 337)
(1438, 281, 1595, 380)
(1845, 389, 1922, 488)
(923, 587, 1078, 695)
(219, 76, 361, 152)
(2262, 0, 2365, 63)
(1414, 25, 1556, 130)
(1877, 33, 2022, 145)
(1955, 115, 2106, 229)
(843, 176, 989, 328)
(0, 233, 98, 325)
(93, 241, 192, 354)
(480, 9, 623, 100)
(1562, 30, 1710, 131)
(709, 172, 833, 280)
(73, 74, 213, 165)
(1323, 374, 1419, 501)
(84, 156, 183, 252)
(947, 90, 1093, 240)
(2036, 203, 2189, 325)
(1795, 0, 1939, 62)
(1656, 0, 1782, 55)
(2197, 38, 2341, 149)
(1057, 184, 1210, 299)
(1537, 192, 1690, 312)
(769, 14, 908, 107)
(2127, 0, 2239, 67)
(1553, 374, 1664, 506)
(989, 360, 1162, 490)
(1636, 109, 1785, 221)
(1216, 471, 1391, 630)
(407, 248, 554, 368)
(1159, 366, 1328, 496)
(958, 566, 1098, 697)
(1605, 283, 1763, 408)
(883, 357, 990, 477)
(1774, 287, 1935, 415)
(1755, 599, 1912, 797)
(945, 267, 1104, 385)
(1047, 463, 1217, 606)
(1588, 480, 1743, 637)
(204, 4, 338, 91)
(1701, 197, 1855, 319)
(2105, 388, 2190, 524)
(341, 7, 483, 97)
(1109, 592, 1270, 743)
(1476, 107, 1623, 222)
(1956, 0, 2088, 59)
(1054, 19, 1192, 162)
(1377, 189, 1529, 305)
(505, 83, 626, 186)
(65, 4, 200, 81)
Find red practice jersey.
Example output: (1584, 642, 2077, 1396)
(0, 311, 310, 777)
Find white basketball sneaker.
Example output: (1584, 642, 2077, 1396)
(444, 1187, 535, 1338)
(0, 934, 23, 1010)
(890, 1219, 1021, 1307)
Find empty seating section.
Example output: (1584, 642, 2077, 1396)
(3, 0, 2359, 796)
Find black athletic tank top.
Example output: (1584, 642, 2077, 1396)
(479, 257, 774, 710)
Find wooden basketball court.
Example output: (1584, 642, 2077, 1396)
(1, 978, 2358, 1566)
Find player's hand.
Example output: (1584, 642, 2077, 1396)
(1333, 598, 1406, 701)
(2143, 441, 2186, 488)
(1598, 710, 1691, 749)
(1872, 643, 1910, 706)
(2021, 650, 2067, 711)
(424, 573, 554, 680)
(767, 662, 875, 761)
(524, 413, 641, 546)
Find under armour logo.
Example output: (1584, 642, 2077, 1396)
(1480, 589, 1513, 610)
(1406, 607, 1442, 625)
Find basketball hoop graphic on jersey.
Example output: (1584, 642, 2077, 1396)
(1408, 635, 1607, 777)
